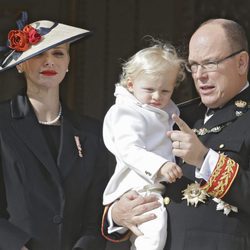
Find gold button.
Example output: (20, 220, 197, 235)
(164, 197, 170, 205)
(219, 144, 224, 149)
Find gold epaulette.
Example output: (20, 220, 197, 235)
(201, 154, 239, 198)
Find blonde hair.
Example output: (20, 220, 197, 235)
(120, 38, 185, 87)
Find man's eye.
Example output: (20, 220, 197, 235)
(190, 64, 198, 70)
(205, 62, 217, 68)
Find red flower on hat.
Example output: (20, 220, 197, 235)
(23, 25, 41, 44)
(8, 25, 42, 52)
(8, 30, 29, 52)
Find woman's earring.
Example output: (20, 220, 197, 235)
(17, 69, 23, 73)
(66, 69, 69, 72)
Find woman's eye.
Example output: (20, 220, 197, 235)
(53, 51, 65, 56)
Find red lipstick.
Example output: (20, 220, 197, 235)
(40, 70, 57, 76)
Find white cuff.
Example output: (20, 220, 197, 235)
(195, 149, 220, 181)
(107, 202, 128, 234)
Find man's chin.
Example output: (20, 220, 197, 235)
(200, 97, 219, 108)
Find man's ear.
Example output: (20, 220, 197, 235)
(238, 51, 249, 75)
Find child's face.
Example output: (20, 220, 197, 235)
(127, 69, 178, 109)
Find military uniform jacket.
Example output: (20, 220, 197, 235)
(0, 92, 108, 250)
(164, 86, 250, 250)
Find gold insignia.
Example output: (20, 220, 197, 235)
(201, 154, 239, 199)
(182, 182, 209, 207)
(235, 100, 247, 108)
(193, 125, 224, 136)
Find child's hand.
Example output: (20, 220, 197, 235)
(158, 162, 183, 183)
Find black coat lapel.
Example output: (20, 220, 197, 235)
(10, 94, 62, 186)
(193, 118, 204, 130)
(203, 104, 236, 129)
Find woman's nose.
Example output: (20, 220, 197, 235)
(43, 55, 54, 67)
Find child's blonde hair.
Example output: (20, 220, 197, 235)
(120, 38, 185, 87)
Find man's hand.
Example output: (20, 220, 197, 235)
(111, 190, 161, 236)
(167, 114, 209, 167)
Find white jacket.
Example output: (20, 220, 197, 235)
(103, 85, 179, 205)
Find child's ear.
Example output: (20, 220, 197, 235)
(127, 78, 134, 92)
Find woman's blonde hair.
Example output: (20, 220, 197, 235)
(120, 38, 185, 87)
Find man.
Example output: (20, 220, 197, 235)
(102, 18, 250, 250)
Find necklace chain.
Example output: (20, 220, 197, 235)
(38, 104, 62, 125)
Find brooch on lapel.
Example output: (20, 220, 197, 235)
(74, 136, 83, 158)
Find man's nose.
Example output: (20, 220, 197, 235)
(194, 65, 208, 78)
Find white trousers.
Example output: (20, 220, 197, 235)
(130, 185, 167, 250)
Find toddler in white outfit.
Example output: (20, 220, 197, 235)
(103, 39, 186, 250)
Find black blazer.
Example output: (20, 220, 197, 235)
(164, 86, 250, 250)
(0, 92, 108, 250)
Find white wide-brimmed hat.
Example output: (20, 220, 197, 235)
(0, 20, 91, 72)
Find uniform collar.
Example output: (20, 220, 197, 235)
(193, 86, 250, 136)
(203, 82, 249, 124)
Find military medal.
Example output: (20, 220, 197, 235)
(235, 100, 247, 117)
(182, 182, 209, 207)
(213, 197, 238, 216)
(235, 100, 247, 108)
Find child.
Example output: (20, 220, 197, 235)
(103, 39, 185, 250)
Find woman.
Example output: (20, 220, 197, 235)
(0, 16, 108, 250)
